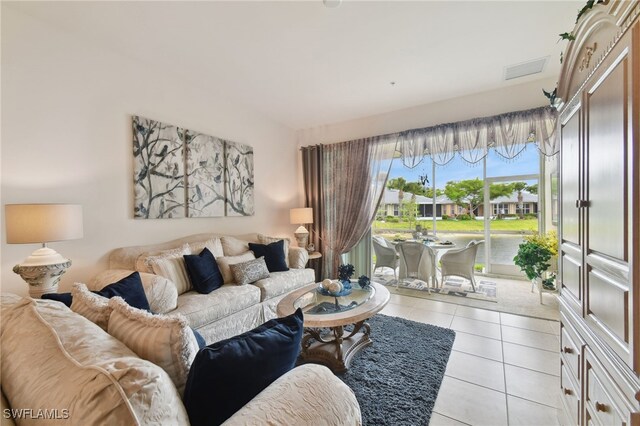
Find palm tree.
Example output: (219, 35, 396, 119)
(511, 182, 528, 219)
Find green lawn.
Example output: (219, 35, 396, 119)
(373, 218, 538, 233)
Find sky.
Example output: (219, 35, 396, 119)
(384, 145, 540, 190)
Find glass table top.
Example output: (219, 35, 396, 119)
(294, 284, 375, 316)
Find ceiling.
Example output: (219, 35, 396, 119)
(6, 1, 580, 130)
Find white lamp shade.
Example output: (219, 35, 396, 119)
(290, 207, 313, 225)
(5, 204, 83, 244)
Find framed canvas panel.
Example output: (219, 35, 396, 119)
(185, 130, 225, 217)
(133, 116, 185, 219)
(224, 141, 254, 216)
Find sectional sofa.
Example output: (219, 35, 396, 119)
(90, 232, 316, 344)
(0, 233, 363, 425)
(0, 295, 361, 425)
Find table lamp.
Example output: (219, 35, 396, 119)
(5, 204, 83, 298)
(289, 207, 313, 250)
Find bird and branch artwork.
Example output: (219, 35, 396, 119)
(133, 117, 185, 219)
(185, 131, 225, 217)
(225, 141, 255, 216)
(132, 116, 254, 219)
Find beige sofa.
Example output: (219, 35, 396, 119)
(0, 294, 362, 425)
(90, 233, 315, 344)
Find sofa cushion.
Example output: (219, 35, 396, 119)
(230, 257, 270, 285)
(216, 252, 256, 284)
(0, 297, 188, 425)
(184, 248, 224, 294)
(221, 236, 250, 256)
(90, 269, 178, 314)
(107, 297, 199, 395)
(71, 283, 112, 330)
(252, 269, 316, 301)
(188, 237, 224, 258)
(183, 308, 303, 426)
(249, 240, 289, 272)
(257, 234, 291, 267)
(174, 284, 261, 329)
(146, 244, 192, 295)
(224, 364, 362, 426)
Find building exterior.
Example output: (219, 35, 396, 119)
(380, 188, 538, 219)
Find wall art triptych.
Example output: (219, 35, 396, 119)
(133, 115, 254, 219)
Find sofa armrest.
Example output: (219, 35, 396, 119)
(288, 246, 309, 269)
(223, 364, 361, 426)
(89, 269, 178, 314)
(1, 387, 16, 426)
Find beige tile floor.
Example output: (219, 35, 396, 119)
(380, 294, 561, 426)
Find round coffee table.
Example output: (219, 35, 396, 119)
(277, 281, 389, 373)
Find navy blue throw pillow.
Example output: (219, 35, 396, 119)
(97, 272, 151, 311)
(183, 308, 304, 426)
(183, 248, 224, 294)
(42, 292, 73, 307)
(248, 240, 289, 273)
(191, 328, 206, 349)
(42, 272, 150, 311)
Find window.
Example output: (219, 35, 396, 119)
(393, 204, 399, 216)
(493, 203, 508, 215)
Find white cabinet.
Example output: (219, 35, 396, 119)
(557, 1, 640, 425)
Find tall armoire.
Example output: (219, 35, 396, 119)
(557, 1, 640, 425)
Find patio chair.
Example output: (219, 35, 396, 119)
(440, 240, 484, 292)
(396, 241, 437, 290)
(372, 236, 399, 279)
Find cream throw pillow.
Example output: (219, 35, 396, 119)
(189, 237, 224, 258)
(145, 244, 192, 295)
(107, 297, 198, 395)
(71, 282, 112, 330)
(257, 234, 291, 267)
(221, 236, 250, 256)
(216, 252, 256, 284)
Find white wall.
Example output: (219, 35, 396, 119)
(1, 7, 299, 295)
(296, 76, 558, 146)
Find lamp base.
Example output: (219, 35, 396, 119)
(13, 260, 71, 298)
(294, 225, 309, 249)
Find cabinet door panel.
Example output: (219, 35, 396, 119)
(561, 110, 581, 246)
(586, 53, 628, 262)
(562, 254, 581, 305)
(587, 269, 629, 350)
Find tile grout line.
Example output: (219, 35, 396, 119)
(431, 410, 473, 426)
(500, 315, 511, 426)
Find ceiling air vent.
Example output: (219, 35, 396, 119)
(504, 57, 548, 81)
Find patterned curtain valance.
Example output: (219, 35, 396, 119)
(398, 106, 559, 168)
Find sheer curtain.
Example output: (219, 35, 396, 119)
(398, 106, 558, 167)
(302, 135, 397, 279)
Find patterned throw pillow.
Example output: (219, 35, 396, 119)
(71, 283, 112, 330)
(216, 252, 256, 284)
(145, 244, 192, 295)
(257, 234, 291, 267)
(229, 257, 270, 285)
(107, 297, 199, 395)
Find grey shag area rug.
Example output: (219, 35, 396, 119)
(338, 314, 455, 425)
